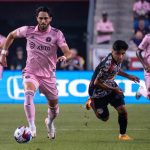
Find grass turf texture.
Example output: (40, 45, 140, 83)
(0, 104, 150, 150)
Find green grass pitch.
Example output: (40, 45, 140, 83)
(0, 104, 150, 150)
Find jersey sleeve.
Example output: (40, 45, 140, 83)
(138, 34, 150, 50)
(15, 26, 28, 38)
(56, 30, 68, 47)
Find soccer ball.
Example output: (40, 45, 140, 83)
(14, 126, 32, 143)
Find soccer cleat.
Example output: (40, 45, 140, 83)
(135, 86, 143, 100)
(118, 134, 133, 141)
(30, 126, 36, 138)
(85, 97, 92, 110)
(135, 92, 141, 100)
(45, 118, 56, 140)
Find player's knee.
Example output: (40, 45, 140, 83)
(117, 106, 127, 113)
(96, 113, 109, 121)
(95, 109, 109, 121)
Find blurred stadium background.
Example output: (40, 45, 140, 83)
(0, 0, 150, 150)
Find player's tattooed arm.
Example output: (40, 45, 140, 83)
(136, 48, 150, 73)
(118, 70, 140, 83)
(57, 46, 72, 62)
(0, 30, 18, 67)
(3, 30, 18, 51)
(0, 41, 4, 49)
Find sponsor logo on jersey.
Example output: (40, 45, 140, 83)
(29, 42, 50, 51)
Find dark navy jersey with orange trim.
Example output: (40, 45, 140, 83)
(89, 53, 122, 98)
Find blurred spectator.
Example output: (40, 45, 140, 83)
(10, 46, 26, 70)
(133, 0, 150, 30)
(133, 0, 150, 19)
(60, 48, 84, 70)
(135, 18, 149, 35)
(129, 31, 144, 51)
(95, 11, 114, 44)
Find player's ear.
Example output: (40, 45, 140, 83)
(49, 17, 52, 22)
(36, 16, 38, 22)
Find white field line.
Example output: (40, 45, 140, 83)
(58, 128, 149, 131)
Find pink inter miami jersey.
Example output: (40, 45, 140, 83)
(16, 25, 68, 78)
(138, 34, 150, 66)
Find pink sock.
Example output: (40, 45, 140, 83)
(0, 66, 3, 80)
(24, 90, 35, 128)
(48, 104, 59, 123)
(139, 86, 148, 98)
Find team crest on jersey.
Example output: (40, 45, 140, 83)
(46, 37, 51, 42)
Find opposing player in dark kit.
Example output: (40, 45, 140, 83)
(86, 40, 140, 140)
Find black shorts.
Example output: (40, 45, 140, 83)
(91, 91, 125, 110)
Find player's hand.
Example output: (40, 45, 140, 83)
(113, 87, 123, 95)
(128, 75, 140, 83)
(57, 56, 67, 62)
(0, 54, 7, 67)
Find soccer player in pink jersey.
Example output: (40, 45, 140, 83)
(0, 34, 6, 79)
(0, 6, 72, 139)
(136, 34, 150, 100)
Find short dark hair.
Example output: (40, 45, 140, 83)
(35, 6, 53, 17)
(113, 40, 128, 51)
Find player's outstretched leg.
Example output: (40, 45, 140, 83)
(85, 97, 92, 110)
(45, 103, 59, 139)
(116, 106, 133, 141)
(135, 86, 149, 100)
(24, 90, 36, 138)
(135, 86, 144, 100)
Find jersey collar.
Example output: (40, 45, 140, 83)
(34, 25, 51, 33)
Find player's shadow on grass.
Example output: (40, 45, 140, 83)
(88, 138, 150, 143)
(133, 139, 150, 143)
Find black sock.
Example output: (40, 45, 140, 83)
(118, 113, 127, 134)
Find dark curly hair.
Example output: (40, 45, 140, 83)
(113, 40, 128, 51)
(35, 6, 53, 17)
